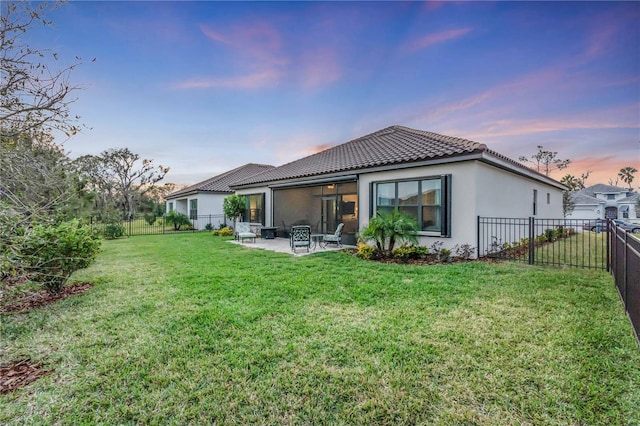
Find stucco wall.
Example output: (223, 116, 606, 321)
(165, 193, 227, 230)
(358, 160, 564, 251)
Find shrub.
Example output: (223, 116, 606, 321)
(144, 213, 156, 226)
(438, 248, 452, 262)
(453, 243, 476, 260)
(20, 220, 102, 293)
(165, 211, 191, 231)
(205, 223, 214, 231)
(544, 228, 556, 242)
(103, 223, 125, 239)
(392, 244, 429, 262)
(213, 227, 234, 237)
(535, 234, 548, 245)
(356, 243, 379, 260)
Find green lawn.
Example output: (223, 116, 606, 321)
(1, 233, 639, 424)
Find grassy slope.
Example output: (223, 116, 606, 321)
(1, 233, 638, 425)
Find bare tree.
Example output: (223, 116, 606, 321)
(1, 1, 90, 139)
(560, 171, 591, 192)
(89, 148, 170, 218)
(519, 145, 571, 176)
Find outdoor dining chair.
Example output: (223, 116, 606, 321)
(290, 225, 311, 253)
(322, 223, 344, 248)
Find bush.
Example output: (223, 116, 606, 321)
(144, 213, 156, 226)
(438, 248, 452, 262)
(205, 223, 214, 231)
(453, 243, 476, 260)
(356, 243, 379, 260)
(20, 220, 102, 293)
(392, 244, 428, 262)
(165, 211, 191, 231)
(213, 227, 233, 237)
(544, 228, 556, 242)
(103, 223, 125, 239)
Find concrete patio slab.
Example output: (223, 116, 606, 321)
(228, 237, 354, 257)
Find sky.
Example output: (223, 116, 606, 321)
(25, 0, 640, 187)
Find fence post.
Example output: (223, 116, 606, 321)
(606, 221, 611, 273)
(528, 216, 535, 265)
(476, 216, 481, 259)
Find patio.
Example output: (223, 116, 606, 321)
(228, 237, 354, 256)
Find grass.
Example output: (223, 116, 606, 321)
(1, 233, 639, 424)
(532, 231, 609, 269)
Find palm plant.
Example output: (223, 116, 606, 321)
(618, 167, 638, 190)
(360, 209, 419, 256)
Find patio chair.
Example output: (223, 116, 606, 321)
(290, 225, 311, 253)
(323, 223, 344, 248)
(235, 221, 256, 243)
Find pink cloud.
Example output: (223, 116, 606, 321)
(403, 27, 472, 52)
(174, 69, 282, 90)
(297, 48, 342, 90)
(199, 21, 287, 66)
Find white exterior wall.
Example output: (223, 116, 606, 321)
(165, 192, 227, 230)
(474, 162, 563, 218)
(359, 161, 478, 250)
(565, 204, 603, 220)
(358, 160, 564, 251)
(235, 186, 272, 226)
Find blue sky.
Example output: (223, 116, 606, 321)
(32, 1, 640, 186)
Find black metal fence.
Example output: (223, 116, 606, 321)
(88, 214, 228, 237)
(477, 217, 609, 270)
(610, 223, 640, 344)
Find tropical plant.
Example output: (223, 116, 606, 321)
(360, 209, 419, 256)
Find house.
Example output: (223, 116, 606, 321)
(165, 163, 274, 230)
(566, 184, 639, 221)
(230, 125, 565, 247)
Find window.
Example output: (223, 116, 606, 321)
(244, 193, 265, 225)
(546, 193, 550, 204)
(607, 194, 615, 200)
(189, 199, 198, 219)
(533, 190, 538, 215)
(373, 175, 450, 236)
(168, 202, 174, 212)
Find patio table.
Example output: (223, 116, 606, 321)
(310, 234, 325, 250)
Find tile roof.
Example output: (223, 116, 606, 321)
(619, 193, 639, 203)
(580, 184, 630, 196)
(232, 125, 516, 187)
(167, 163, 274, 198)
(569, 192, 602, 205)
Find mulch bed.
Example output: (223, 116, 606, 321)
(1, 282, 93, 313)
(0, 359, 55, 396)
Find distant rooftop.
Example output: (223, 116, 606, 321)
(167, 163, 274, 198)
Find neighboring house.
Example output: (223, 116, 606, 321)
(230, 125, 565, 247)
(165, 163, 274, 230)
(566, 184, 639, 221)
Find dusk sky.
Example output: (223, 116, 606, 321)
(31, 1, 640, 186)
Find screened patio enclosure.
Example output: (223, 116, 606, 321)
(273, 181, 358, 245)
